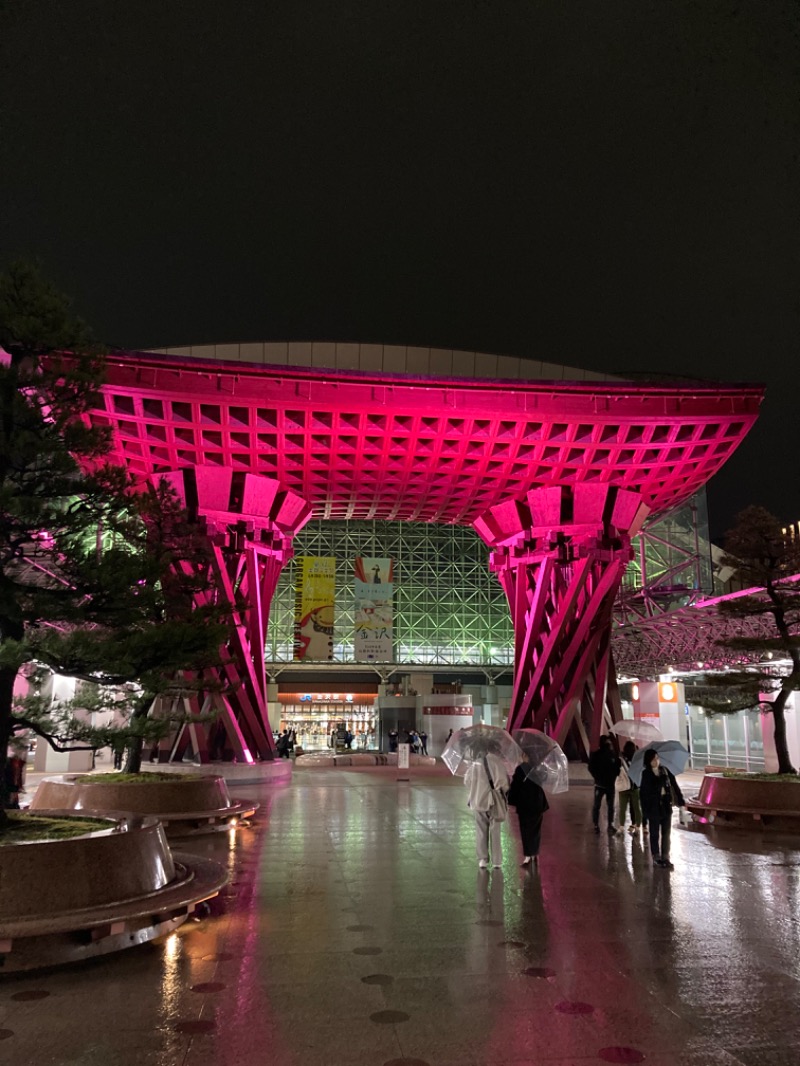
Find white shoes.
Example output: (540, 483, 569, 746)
(492, 863, 502, 869)
(521, 857, 532, 866)
(478, 859, 488, 869)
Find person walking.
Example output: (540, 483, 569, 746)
(616, 740, 643, 835)
(588, 735, 620, 835)
(465, 749, 510, 869)
(507, 755, 550, 866)
(111, 735, 126, 771)
(639, 748, 686, 869)
(3, 754, 20, 809)
(419, 730, 428, 756)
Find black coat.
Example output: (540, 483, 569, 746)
(639, 766, 685, 817)
(507, 766, 550, 817)
(588, 747, 620, 789)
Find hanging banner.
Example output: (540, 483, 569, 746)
(354, 557, 394, 662)
(294, 557, 336, 661)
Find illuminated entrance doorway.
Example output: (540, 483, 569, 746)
(277, 692, 378, 751)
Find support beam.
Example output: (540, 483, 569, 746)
(475, 485, 649, 757)
(157, 468, 311, 762)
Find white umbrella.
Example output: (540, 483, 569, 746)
(513, 729, 569, 794)
(442, 723, 522, 777)
(610, 720, 664, 746)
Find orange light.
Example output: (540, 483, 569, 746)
(659, 682, 677, 703)
(632, 684, 639, 701)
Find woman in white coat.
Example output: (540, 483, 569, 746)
(465, 749, 510, 869)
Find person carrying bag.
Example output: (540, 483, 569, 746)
(484, 756, 509, 823)
(616, 740, 643, 835)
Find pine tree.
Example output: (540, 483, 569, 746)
(0, 263, 228, 818)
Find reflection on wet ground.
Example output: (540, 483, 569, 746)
(2, 765, 800, 1065)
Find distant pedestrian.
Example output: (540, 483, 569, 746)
(616, 740, 642, 835)
(111, 736, 126, 770)
(277, 730, 291, 758)
(508, 755, 549, 866)
(419, 730, 428, 755)
(3, 756, 20, 809)
(588, 735, 620, 835)
(388, 730, 398, 753)
(639, 749, 685, 869)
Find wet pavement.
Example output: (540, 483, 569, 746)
(2, 763, 800, 1066)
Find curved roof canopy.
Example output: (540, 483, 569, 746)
(93, 352, 763, 526)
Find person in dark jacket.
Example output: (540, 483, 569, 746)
(508, 755, 550, 866)
(588, 735, 620, 834)
(639, 749, 685, 869)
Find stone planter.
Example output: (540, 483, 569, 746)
(686, 772, 800, 831)
(31, 773, 258, 835)
(0, 812, 227, 973)
(295, 752, 437, 769)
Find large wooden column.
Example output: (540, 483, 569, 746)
(474, 485, 649, 756)
(157, 467, 311, 763)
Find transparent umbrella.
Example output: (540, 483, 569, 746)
(628, 740, 690, 787)
(513, 729, 569, 794)
(609, 720, 665, 746)
(441, 723, 523, 777)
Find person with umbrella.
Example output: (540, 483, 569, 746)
(639, 748, 686, 869)
(465, 743, 511, 869)
(443, 724, 520, 870)
(507, 753, 550, 866)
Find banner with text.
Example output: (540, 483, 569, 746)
(354, 557, 394, 662)
(294, 557, 336, 661)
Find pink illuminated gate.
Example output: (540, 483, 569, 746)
(89, 350, 762, 761)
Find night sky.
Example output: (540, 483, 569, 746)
(2, 2, 798, 538)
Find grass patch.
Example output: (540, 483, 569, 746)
(75, 771, 201, 784)
(721, 771, 800, 783)
(0, 812, 112, 845)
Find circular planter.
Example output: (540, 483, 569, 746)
(295, 752, 437, 769)
(0, 812, 227, 973)
(31, 773, 259, 835)
(686, 773, 800, 832)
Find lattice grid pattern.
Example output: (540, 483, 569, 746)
(614, 584, 800, 679)
(266, 520, 513, 666)
(619, 492, 715, 621)
(95, 354, 762, 525)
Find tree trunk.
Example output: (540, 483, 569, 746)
(0, 662, 19, 823)
(124, 736, 143, 775)
(122, 696, 153, 774)
(770, 686, 797, 775)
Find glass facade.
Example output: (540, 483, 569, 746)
(687, 705, 765, 771)
(618, 492, 714, 618)
(266, 499, 716, 671)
